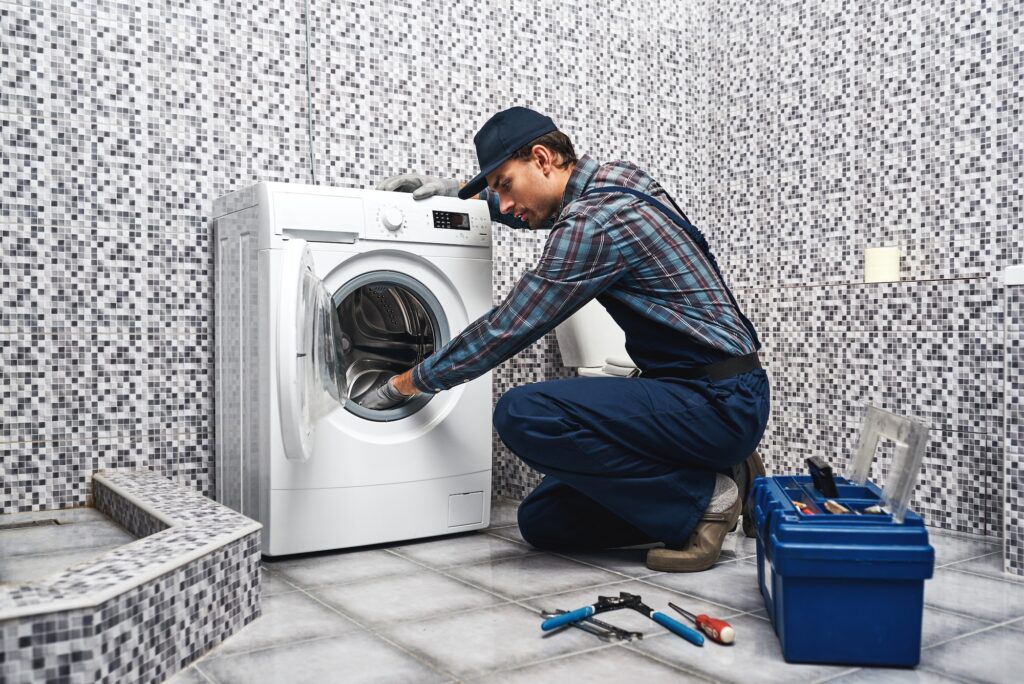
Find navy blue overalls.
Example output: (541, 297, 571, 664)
(492, 187, 771, 551)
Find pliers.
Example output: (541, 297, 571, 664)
(540, 591, 705, 646)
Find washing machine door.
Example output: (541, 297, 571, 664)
(279, 238, 350, 462)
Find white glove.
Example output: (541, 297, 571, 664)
(377, 173, 460, 200)
(361, 377, 411, 411)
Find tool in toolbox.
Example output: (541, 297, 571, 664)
(668, 602, 735, 645)
(539, 610, 643, 642)
(540, 591, 705, 646)
(805, 455, 839, 498)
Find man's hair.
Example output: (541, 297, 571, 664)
(510, 131, 578, 169)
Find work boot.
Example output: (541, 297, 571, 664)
(732, 450, 766, 538)
(645, 474, 741, 573)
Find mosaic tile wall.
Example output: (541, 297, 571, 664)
(1, 0, 1019, 565)
(704, 0, 1022, 544)
(0, 0, 695, 513)
(1007, 282, 1024, 574)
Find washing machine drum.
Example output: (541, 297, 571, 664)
(333, 271, 450, 421)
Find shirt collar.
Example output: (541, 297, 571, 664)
(557, 154, 600, 217)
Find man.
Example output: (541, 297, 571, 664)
(373, 106, 769, 571)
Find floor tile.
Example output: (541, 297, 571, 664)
(199, 632, 447, 684)
(260, 567, 299, 598)
(630, 614, 850, 684)
(480, 644, 710, 683)
(309, 566, 504, 627)
(446, 553, 624, 600)
(164, 665, 210, 684)
(941, 552, 1024, 584)
(555, 548, 658, 578)
(389, 532, 535, 569)
(920, 625, 1024, 683)
(641, 560, 764, 613)
(924, 568, 1024, 623)
(204, 591, 360, 659)
(486, 526, 527, 545)
(266, 549, 421, 589)
(920, 607, 994, 647)
(0, 518, 134, 557)
(381, 602, 599, 679)
(0, 544, 123, 585)
(488, 499, 520, 528)
(928, 530, 1001, 567)
(521, 579, 747, 637)
(820, 667, 966, 683)
(0, 507, 107, 525)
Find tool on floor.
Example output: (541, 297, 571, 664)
(667, 602, 735, 645)
(806, 456, 839, 498)
(540, 592, 704, 646)
(539, 610, 643, 642)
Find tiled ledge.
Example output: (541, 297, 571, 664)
(0, 469, 262, 621)
(0, 470, 262, 683)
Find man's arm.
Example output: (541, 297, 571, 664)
(408, 214, 624, 394)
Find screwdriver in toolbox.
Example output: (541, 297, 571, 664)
(668, 603, 735, 645)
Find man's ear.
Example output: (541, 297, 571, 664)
(532, 144, 553, 174)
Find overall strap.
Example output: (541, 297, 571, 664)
(581, 185, 761, 350)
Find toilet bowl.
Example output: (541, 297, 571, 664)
(554, 299, 638, 377)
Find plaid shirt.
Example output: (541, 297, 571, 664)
(412, 154, 758, 393)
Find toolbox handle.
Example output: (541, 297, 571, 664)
(541, 606, 594, 631)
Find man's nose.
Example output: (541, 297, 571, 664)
(499, 195, 513, 214)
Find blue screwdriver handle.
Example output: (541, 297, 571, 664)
(541, 606, 595, 631)
(652, 611, 705, 646)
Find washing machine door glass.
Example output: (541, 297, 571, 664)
(279, 239, 351, 461)
(333, 271, 449, 422)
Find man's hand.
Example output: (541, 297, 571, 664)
(377, 174, 460, 200)
(360, 371, 420, 411)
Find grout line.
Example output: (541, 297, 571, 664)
(191, 661, 218, 684)
(621, 639, 718, 682)
(934, 559, 1024, 586)
(809, 667, 861, 684)
(913, 666, 979, 684)
(267, 585, 462, 682)
(922, 613, 1024, 651)
(460, 643, 624, 681)
(935, 549, 1002, 569)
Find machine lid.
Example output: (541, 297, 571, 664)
(278, 238, 350, 462)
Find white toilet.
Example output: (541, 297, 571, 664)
(554, 299, 639, 377)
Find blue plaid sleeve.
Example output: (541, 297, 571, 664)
(412, 214, 625, 393)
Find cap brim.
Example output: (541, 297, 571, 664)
(458, 156, 507, 199)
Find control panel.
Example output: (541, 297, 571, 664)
(247, 183, 492, 248)
(363, 191, 491, 247)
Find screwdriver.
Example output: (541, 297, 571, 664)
(668, 603, 735, 645)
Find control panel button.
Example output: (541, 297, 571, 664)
(381, 207, 404, 232)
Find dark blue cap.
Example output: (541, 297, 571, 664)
(458, 107, 559, 200)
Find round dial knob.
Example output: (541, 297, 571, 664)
(381, 207, 404, 232)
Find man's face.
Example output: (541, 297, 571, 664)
(485, 148, 565, 229)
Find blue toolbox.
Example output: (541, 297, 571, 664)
(751, 407, 936, 667)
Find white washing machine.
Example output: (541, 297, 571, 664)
(212, 183, 493, 556)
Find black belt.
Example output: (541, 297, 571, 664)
(640, 352, 762, 382)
